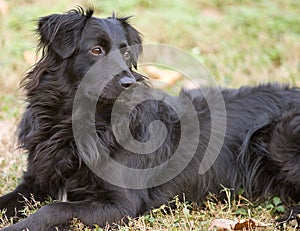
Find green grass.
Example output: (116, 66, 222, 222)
(0, 192, 295, 230)
(0, 95, 23, 120)
(0, 0, 300, 230)
(1, 0, 299, 93)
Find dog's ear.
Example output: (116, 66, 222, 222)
(118, 17, 143, 69)
(127, 26, 143, 69)
(37, 8, 93, 59)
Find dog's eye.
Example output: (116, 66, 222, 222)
(90, 46, 105, 56)
(123, 51, 131, 60)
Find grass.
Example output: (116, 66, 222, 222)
(0, 0, 299, 230)
(0, 191, 296, 230)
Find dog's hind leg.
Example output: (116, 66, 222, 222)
(238, 110, 300, 201)
(268, 110, 300, 191)
(269, 111, 300, 228)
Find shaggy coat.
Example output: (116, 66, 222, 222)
(0, 8, 300, 231)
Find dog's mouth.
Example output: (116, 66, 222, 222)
(85, 76, 150, 104)
(79, 68, 151, 109)
(100, 83, 143, 103)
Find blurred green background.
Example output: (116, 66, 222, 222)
(0, 0, 299, 117)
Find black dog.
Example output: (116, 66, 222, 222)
(1, 7, 300, 230)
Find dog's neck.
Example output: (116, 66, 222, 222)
(95, 102, 114, 123)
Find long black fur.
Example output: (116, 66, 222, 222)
(0, 7, 300, 231)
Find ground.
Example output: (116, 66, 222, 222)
(0, 0, 299, 230)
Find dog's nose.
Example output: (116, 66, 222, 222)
(119, 76, 136, 89)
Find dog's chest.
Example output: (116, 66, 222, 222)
(58, 187, 68, 202)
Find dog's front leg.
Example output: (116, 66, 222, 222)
(0, 200, 137, 231)
(0, 183, 36, 219)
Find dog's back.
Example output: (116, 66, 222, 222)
(184, 83, 300, 201)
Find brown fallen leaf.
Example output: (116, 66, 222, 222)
(0, 0, 8, 15)
(142, 65, 182, 89)
(234, 218, 269, 229)
(208, 218, 271, 230)
(208, 218, 234, 231)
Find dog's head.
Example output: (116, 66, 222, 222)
(27, 7, 149, 102)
